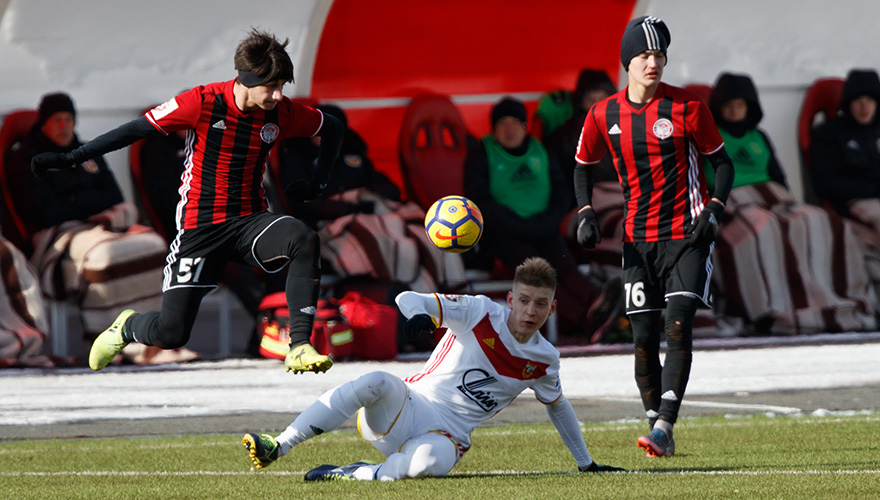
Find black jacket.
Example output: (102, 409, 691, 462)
(280, 126, 400, 228)
(811, 70, 880, 214)
(6, 126, 123, 238)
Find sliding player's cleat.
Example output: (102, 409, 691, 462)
(304, 461, 375, 481)
(242, 433, 280, 469)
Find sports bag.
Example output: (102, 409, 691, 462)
(257, 292, 354, 359)
(338, 291, 398, 360)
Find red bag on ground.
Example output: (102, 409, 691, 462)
(257, 293, 354, 359)
(338, 291, 399, 360)
(311, 298, 355, 359)
(257, 292, 290, 359)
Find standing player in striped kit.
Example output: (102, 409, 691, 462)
(242, 257, 622, 480)
(573, 16, 734, 457)
(30, 29, 344, 375)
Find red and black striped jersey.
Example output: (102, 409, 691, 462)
(145, 79, 323, 229)
(576, 82, 724, 242)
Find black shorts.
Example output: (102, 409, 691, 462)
(622, 239, 714, 314)
(162, 211, 292, 292)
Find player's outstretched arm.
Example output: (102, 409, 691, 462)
(546, 394, 625, 473)
(395, 291, 439, 321)
(31, 116, 158, 179)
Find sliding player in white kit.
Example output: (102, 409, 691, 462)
(242, 257, 622, 480)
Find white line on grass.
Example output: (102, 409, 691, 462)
(596, 397, 802, 414)
(2, 469, 879, 477)
(0, 471, 307, 476)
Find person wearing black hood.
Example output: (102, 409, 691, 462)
(706, 73, 787, 190)
(811, 69, 880, 231)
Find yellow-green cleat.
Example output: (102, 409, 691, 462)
(242, 433, 280, 470)
(88, 309, 137, 371)
(284, 343, 333, 374)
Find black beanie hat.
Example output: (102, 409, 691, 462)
(37, 92, 76, 126)
(490, 97, 527, 128)
(620, 16, 671, 70)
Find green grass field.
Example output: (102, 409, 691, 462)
(1, 413, 878, 500)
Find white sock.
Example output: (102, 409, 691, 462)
(353, 464, 380, 481)
(275, 380, 362, 455)
(653, 419, 673, 439)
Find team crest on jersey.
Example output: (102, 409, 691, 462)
(522, 361, 537, 379)
(260, 123, 280, 143)
(81, 159, 100, 173)
(652, 118, 674, 139)
(150, 97, 179, 121)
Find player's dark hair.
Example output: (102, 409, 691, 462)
(514, 257, 557, 291)
(234, 28, 294, 84)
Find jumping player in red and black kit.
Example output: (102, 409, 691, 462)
(573, 16, 734, 457)
(30, 29, 344, 375)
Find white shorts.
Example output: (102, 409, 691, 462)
(357, 378, 469, 461)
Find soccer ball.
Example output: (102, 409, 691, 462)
(424, 196, 484, 253)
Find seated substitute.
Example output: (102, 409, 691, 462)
(242, 257, 623, 480)
(464, 96, 619, 341)
(705, 72, 787, 190)
(811, 68, 880, 232)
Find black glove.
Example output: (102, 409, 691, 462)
(579, 462, 626, 473)
(285, 178, 327, 202)
(576, 207, 601, 248)
(404, 314, 436, 341)
(31, 152, 75, 179)
(686, 199, 724, 247)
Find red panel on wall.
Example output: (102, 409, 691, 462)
(309, 0, 636, 193)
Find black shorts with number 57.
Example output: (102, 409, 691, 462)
(162, 211, 290, 292)
(622, 239, 714, 314)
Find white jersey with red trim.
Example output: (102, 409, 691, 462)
(396, 292, 562, 447)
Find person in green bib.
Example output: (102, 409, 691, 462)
(705, 73, 787, 191)
(463, 97, 620, 341)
